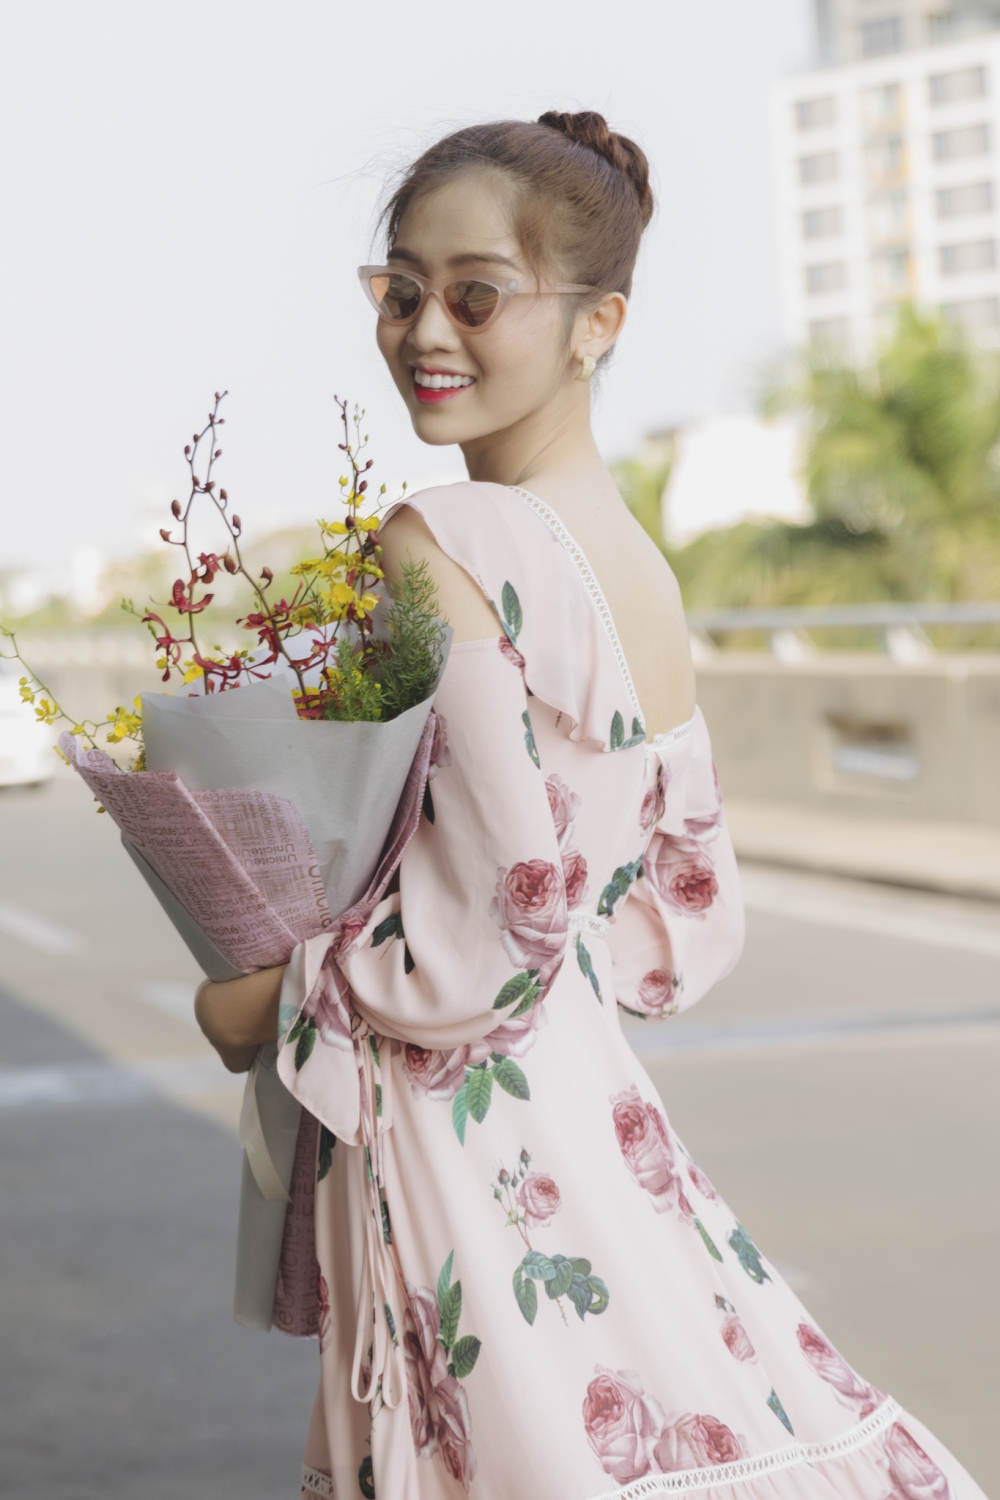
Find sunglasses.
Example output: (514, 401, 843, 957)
(358, 265, 595, 332)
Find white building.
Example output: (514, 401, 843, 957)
(772, 5, 1000, 352)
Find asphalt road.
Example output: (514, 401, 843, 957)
(1, 770, 997, 1497)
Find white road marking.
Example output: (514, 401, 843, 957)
(139, 980, 198, 1026)
(739, 863, 1000, 956)
(0, 1057, 243, 1109)
(623, 1006, 1000, 1059)
(0, 901, 85, 955)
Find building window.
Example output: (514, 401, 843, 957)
(936, 181, 994, 218)
(861, 17, 904, 56)
(869, 190, 909, 240)
(941, 295, 1000, 327)
(929, 65, 987, 105)
(861, 82, 902, 126)
(796, 96, 837, 131)
(932, 123, 991, 162)
(808, 317, 850, 347)
(873, 247, 912, 294)
(939, 239, 997, 274)
(866, 134, 905, 178)
(799, 151, 839, 185)
(802, 206, 844, 239)
(806, 262, 847, 295)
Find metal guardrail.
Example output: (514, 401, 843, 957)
(686, 602, 1000, 661)
(687, 602, 1000, 631)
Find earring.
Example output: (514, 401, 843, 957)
(575, 354, 596, 383)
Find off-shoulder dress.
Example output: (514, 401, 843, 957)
(275, 482, 985, 1500)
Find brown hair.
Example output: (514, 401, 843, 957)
(382, 111, 654, 301)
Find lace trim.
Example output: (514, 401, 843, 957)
(649, 718, 694, 751)
(568, 911, 611, 938)
(591, 1398, 902, 1499)
(509, 487, 645, 726)
(301, 1464, 335, 1498)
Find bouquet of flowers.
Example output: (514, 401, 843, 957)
(3, 393, 450, 1329)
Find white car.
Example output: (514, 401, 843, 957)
(0, 669, 55, 786)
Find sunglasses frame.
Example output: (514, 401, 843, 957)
(358, 265, 596, 332)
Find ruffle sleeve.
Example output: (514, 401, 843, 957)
(606, 710, 745, 1019)
(335, 639, 569, 1050)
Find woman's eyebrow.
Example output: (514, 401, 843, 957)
(446, 252, 520, 270)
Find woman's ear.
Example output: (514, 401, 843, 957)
(572, 292, 628, 367)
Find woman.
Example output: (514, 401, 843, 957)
(196, 114, 985, 1500)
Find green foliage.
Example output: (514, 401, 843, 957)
(624, 308, 1000, 619)
(378, 558, 447, 719)
(321, 635, 384, 722)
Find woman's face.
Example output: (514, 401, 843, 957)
(375, 172, 582, 449)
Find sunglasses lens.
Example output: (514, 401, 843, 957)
(444, 279, 500, 328)
(370, 273, 423, 322)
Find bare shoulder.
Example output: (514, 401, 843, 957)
(614, 512, 696, 735)
(379, 503, 500, 642)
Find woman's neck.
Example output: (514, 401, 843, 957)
(459, 392, 620, 521)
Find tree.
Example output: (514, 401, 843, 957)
(658, 307, 1000, 613)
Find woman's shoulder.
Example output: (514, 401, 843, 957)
(384, 482, 645, 752)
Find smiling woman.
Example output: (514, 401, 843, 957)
(193, 111, 987, 1500)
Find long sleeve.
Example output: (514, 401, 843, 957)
(605, 711, 745, 1019)
(336, 639, 569, 1050)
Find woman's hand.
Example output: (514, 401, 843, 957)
(194, 965, 287, 1074)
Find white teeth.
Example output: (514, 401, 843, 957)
(413, 370, 475, 390)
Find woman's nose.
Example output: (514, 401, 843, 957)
(408, 291, 460, 351)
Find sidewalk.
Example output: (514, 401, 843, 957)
(724, 797, 1000, 901)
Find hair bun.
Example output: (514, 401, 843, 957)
(537, 110, 653, 227)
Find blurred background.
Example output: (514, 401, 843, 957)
(2, 1, 999, 1496)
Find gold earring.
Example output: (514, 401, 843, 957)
(575, 354, 596, 383)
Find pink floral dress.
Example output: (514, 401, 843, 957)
(276, 483, 985, 1500)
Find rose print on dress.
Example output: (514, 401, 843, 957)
(403, 963, 551, 1143)
(546, 773, 581, 850)
(597, 853, 644, 918)
(609, 709, 645, 750)
(545, 774, 589, 907)
(884, 1422, 952, 1500)
(639, 763, 667, 834)
(489, 859, 567, 990)
(796, 1323, 883, 1416)
(498, 634, 525, 672)
(728, 1224, 771, 1283)
(357, 1455, 375, 1498)
(714, 1295, 756, 1362)
(767, 1388, 794, 1435)
(645, 831, 719, 918)
(575, 934, 602, 1003)
(611, 1085, 723, 1261)
(284, 948, 354, 1069)
(582, 1367, 666, 1485)
(495, 1147, 609, 1326)
(623, 966, 679, 1019)
(687, 1160, 719, 1202)
(582, 1367, 745, 1487)
(403, 1253, 481, 1494)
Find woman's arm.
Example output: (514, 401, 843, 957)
(194, 965, 286, 1073)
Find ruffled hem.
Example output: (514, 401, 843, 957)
(590, 1398, 906, 1499)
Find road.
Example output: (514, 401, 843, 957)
(1, 770, 997, 1497)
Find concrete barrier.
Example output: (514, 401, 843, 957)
(696, 653, 1000, 897)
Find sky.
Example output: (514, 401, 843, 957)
(0, 0, 815, 573)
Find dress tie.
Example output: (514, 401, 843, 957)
(567, 910, 610, 939)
